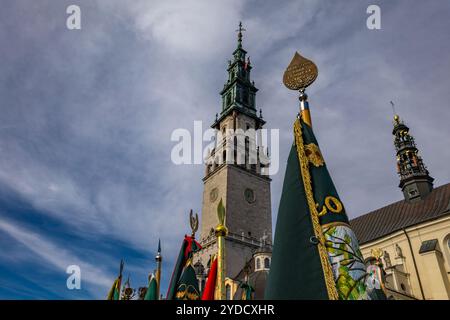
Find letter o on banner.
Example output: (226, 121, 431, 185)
(324, 196, 343, 213)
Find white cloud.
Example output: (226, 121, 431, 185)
(0, 219, 113, 293)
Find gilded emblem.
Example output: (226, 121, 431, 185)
(304, 143, 324, 167)
(283, 52, 318, 91)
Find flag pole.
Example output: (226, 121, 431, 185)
(155, 239, 162, 300)
(215, 199, 227, 300)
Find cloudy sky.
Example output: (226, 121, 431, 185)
(0, 0, 449, 299)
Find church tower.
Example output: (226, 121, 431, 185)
(195, 23, 272, 280)
(392, 114, 434, 202)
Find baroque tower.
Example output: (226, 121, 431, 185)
(195, 23, 272, 281)
(392, 114, 434, 202)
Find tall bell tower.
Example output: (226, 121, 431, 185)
(195, 23, 272, 280)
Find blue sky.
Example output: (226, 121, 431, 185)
(0, 0, 450, 299)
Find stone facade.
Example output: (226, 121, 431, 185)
(196, 162, 271, 278)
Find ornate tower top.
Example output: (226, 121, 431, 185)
(213, 22, 263, 129)
(392, 114, 434, 202)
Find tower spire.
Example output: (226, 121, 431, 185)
(217, 22, 259, 120)
(392, 114, 433, 202)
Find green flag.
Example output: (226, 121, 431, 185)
(144, 274, 158, 300)
(174, 262, 201, 300)
(265, 127, 330, 299)
(266, 116, 381, 300)
(166, 235, 201, 300)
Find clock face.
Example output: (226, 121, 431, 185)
(244, 188, 256, 203)
(210, 188, 218, 202)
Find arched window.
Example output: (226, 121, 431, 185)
(256, 258, 261, 270)
(226, 284, 231, 300)
(264, 257, 270, 269)
(443, 234, 450, 272)
(245, 137, 249, 165)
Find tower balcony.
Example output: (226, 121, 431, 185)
(200, 231, 272, 251)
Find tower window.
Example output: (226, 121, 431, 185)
(264, 257, 270, 269)
(256, 258, 261, 270)
(226, 93, 231, 106)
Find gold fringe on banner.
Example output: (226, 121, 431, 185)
(293, 117, 339, 300)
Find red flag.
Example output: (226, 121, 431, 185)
(201, 257, 218, 300)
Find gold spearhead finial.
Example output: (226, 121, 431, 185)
(283, 51, 318, 91)
(217, 199, 226, 226)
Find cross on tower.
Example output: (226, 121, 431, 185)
(236, 21, 246, 45)
(390, 101, 396, 115)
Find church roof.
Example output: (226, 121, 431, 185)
(349, 183, 450, 245)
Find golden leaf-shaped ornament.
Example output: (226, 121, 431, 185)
(217, 198, 226, 225)
(283, 52, 318, 90)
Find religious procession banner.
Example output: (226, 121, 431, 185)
(296, 116, 376, 299)
(266, 52, 385, 300)
(266, 115, 378, 299)
(166, 235, 202, 300)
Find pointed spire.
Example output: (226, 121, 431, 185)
(119, 258, 124, 277)
(154, 239, 162, 300)
(392, 113, 433, 202)
(156, 238, 162, 260)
